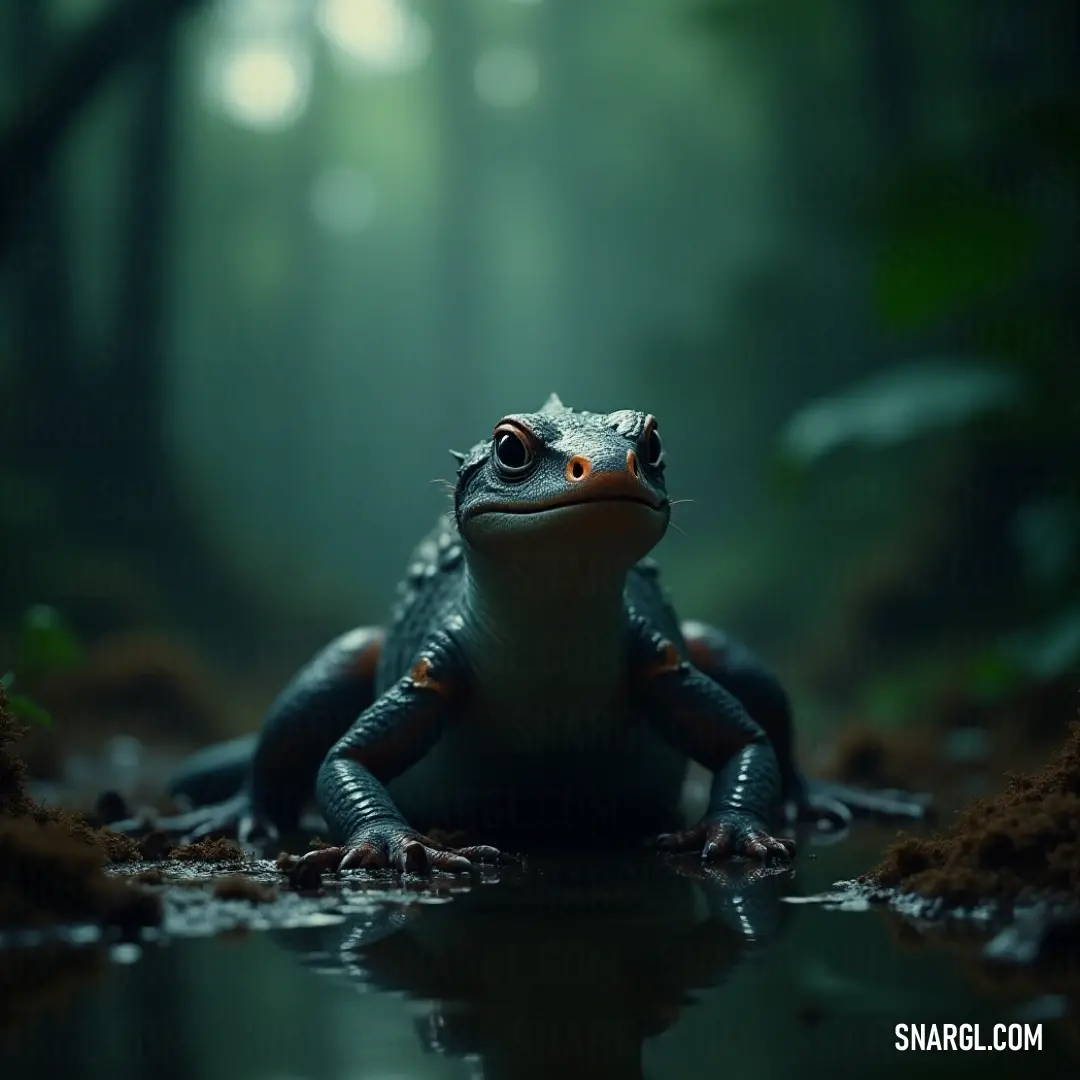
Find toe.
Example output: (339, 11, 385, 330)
(301, 845, 346, 872)
(702, 825, 734, 861)
(748, 835, 794, 861)
(456, 845, 501, 864)
(416, 833, 449, 851)
(238, 816, 276, 846)
(744, 837, 770, 860)
(340, 842, 384, 870)
(107, 816, 150, 837)
(428, 850, 474, 874)
(424, 828, 468, 847)
(805, 794, 853, 830)
(652, 827, 705, 852)
(399, 840, 430, 874)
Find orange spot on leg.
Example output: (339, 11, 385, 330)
(685, 635, 715, 673)
(642, 640, 684, 682)
(409, 657, 452, 697)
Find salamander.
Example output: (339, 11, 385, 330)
(141, 395, 931, 873)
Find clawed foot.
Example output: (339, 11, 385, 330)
(301, 823, 502, 876)
(785, 779, 934, 831)
(109, 792, 277, 845)
(649, 811, 796, 863)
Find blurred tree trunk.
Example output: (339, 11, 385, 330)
(1, 0, 298, 661)
(82, 26, 178, 544)
(430, 0, 479, 427)
(0, 0, 203, 255)
(858, 0, 917, 166)
(9, 0, 78, 471)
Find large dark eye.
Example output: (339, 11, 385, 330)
(643, 418, 663, 467)
(492, 424, 534, 476)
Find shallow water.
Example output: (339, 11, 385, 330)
(1, 829, 1075, 1080)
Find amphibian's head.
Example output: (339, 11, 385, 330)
(454, 393, 670, 565)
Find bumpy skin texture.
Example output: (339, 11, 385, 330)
(629, 613, 791, 860)
(148, 394, 930, 868)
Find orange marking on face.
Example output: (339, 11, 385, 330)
(475, 459, 663, 515)
(626, 449, 639, 477)
(642, 639, 683, 681)
(566, 456, 592, 483)
(409, 657, 452, 697)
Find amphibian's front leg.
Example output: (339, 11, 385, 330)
(302, 634, 500, 876)
(634, 621, 795, 863)
(680, 621, 933, 827)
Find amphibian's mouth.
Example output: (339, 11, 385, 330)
(465, 467, 667, 519)
(476, 494, 666, 516)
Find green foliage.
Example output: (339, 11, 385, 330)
(858, 654, 961, 729)
(15, 603, 82, 680)
(2, 605, 82, 728)
(0, 671, 53, 728)
(856, 643, 1028, 731)
(964, 648, 1029, 707)
(778, 359, 1024, 468)
(1003, 608, 1080, 683)
(1010, 496, 1080, 594)
(855, 617, 1080, 732)
(872, 169, 1042, 332)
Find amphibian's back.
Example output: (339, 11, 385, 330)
(375, 514, 686, 694)
(376, 514, 466, 694)
(623, 556, 688, 659)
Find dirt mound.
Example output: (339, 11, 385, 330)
(0, 688, 159, 929)
(869, 721, 1080, 907)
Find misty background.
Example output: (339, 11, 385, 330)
(1, 3, 1079, 1079)
(1, 0, 1077, 761)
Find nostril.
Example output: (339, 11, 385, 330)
(627, 450, 639, 477)
(566, 456, 591, 482)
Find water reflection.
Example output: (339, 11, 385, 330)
(272, 856, 792, 1080)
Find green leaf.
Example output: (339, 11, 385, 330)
(780, 359, 1024, 466)
(1004, 608, 1080, 682)
(16, 604, 82, 679)
(0, 671, 13, 690)
(965, 648, 1027, 705)
(1010, 496, 1080, 591)
(6, 692, 53, 727)
(765, 449, 809, 493)
(874, 171, 1041, 331)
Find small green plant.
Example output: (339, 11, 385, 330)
(1, 604, 83, 728)
(0, 670, 52, 727)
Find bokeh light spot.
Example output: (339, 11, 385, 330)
(473, 47, 540, 109)
(317, 0, 431, 73)
(210, 43, 311, 130)
(310, 167, 379, 235)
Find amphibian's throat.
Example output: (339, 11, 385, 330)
(457, 554, 632, 739)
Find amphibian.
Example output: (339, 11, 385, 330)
(136, 395, 930, 873)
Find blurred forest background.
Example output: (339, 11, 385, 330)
(0, 0, 1077, 802)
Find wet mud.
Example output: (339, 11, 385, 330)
(867, 720, 1080, 912)
(1, 688, 156, 932)
(786, 721, 1080, 1045)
